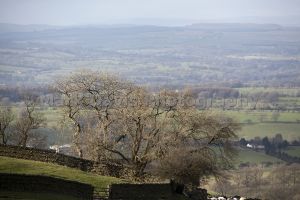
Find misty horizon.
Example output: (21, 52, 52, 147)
(1, 0, 300, 26)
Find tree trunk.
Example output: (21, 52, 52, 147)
(0, 131, 6, 145)
(21, 134, 28, 147)
(73, 122, 83, 158)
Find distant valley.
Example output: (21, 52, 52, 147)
(0, 23, 300, 88)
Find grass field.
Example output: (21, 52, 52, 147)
(39, 107, 65, 127)
(222, 110, 300, 123)
(0, 156, 124, 193)
(238, 123, 300, 141)
(236, 87, 300, 96)
(283, 146, 300, 157)
(236, 148, 283, 165)
(219, 110, 300, 141)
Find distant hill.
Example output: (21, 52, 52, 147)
(187, 23, 283, 31)
(0, 23, 62, 33)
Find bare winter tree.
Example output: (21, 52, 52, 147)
(55, 70, 131, 158)
(153, 110, 239, 186)
(55, 70, 240, 180)
(14, 93, 46, 147)
(54, 76, 85, 157)
(0, 104, 14, 144)
(111, 88, 181, 176)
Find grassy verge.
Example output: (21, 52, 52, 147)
(0, 156, 124, 193)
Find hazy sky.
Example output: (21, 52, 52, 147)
(1, 0, 300, 26)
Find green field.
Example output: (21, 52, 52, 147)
(283, 146, 300, 157)
(237, 87, 300, 96)
(238, 123, 300, 141)
(236, 148, 283, 165)
(0, 156, 123, 193)
(222, 110, 300, 123)
(219, 110, 300, 141)
(9, 106, 63, 128)
(39, 107, 65, 127)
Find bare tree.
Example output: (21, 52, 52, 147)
(153, 110, 239, 186)
(249, 92, 263, 110)
(54, 76, 84, 157)
(55, 70, 130, 158)
(0, 105, 14, 144)
(14, 94, 46, 147)
(55, 70, 240, 179)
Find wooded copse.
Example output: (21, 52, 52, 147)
(54, 70, 240, 183)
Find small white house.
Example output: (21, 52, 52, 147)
(246, 143, 265, 150)
(49, 144, 72, 155)
(49, 145, 59, 152)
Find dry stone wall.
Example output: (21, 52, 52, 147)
(0, 144, 93, 171)
(0, 144, 132, 178)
